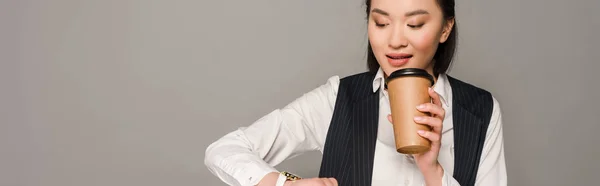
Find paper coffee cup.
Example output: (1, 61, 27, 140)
(385, 68, 435, 154)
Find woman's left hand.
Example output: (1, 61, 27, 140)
(387, 87, 445, 184)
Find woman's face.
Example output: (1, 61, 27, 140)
(368, 0, 454, 76)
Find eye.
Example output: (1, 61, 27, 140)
(407, 24, 424, 28)
(375, 22, 388, 28)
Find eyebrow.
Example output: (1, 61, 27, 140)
(371, 8, 429, 17)
(405, 9, 429, 17)
(371, 8, 389, 16)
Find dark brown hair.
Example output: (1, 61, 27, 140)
(365, 0, 457, 76)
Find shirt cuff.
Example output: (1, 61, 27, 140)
(234, 159, 278, 186)
(441, 169, 461, 186)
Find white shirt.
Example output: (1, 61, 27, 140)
(205, 68, 507, 186)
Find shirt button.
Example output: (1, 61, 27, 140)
(405, 154, 415, 164)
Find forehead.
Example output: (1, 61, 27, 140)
(370, 0, 442, 16)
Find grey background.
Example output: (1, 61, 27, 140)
(1, 0, 599, 185)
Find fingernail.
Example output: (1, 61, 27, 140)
(417, 130, 425, 135)
(414, 116, 423, 121)
(417, 104, 425, 109)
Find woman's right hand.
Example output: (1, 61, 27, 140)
(283, 177, 338, 186)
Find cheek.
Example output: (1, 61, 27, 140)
(368, 28, 386, 51)
(368, 27, 389, 60)
(410, 31, 439, 54)
(368, 28, 396, 74)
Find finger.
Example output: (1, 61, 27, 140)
(320, 178, 334, 186)
(417, 103, 445, 119)
(429, 87, 442, 107)
(329, 178, 338, 186)
(417, 130, 441, 144)
(414, 116, 443, 133)
(387, 114, 393, 123)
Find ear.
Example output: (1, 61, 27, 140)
(439, 18, 455, 43)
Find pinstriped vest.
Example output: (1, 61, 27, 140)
(318, 72, 493, 186)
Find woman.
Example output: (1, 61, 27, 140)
(205, 0, 507, 185)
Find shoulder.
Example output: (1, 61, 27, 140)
(447, 75, 492, 99)
(339, 71, 377, 84)
(338, 71, 377, 90)
(304, 71, 374, 100)
(336, 71, 377, 100)
(447, 75, 496, 121)
(313, 71, 375, 92)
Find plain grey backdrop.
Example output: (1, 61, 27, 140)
(1, 0, 599, 185)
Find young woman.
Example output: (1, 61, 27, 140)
(205, 0, 507, 185)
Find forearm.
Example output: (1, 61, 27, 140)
(205, 76, 338, 185)
(205, 130, 279, 186)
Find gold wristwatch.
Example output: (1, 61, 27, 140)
(281, 171, 302, 181)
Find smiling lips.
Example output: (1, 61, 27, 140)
(386, 53, 413, 67)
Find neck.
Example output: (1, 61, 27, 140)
(425, 60, 437, 83)
(427, 68, 438, 84)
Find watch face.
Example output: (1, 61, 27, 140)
(282, 171, 302, 181)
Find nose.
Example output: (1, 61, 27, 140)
(388, 25, 408, 49)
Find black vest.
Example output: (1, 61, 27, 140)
(318, 72, 493, 186)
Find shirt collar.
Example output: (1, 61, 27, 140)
(372, 67, 450, 106)
(372, 68, 386, 93)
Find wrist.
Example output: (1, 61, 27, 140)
(423, 163, 444, 186)
(280, 171, 301, 186)
(275, 173, 288, 186)
(260, 171, 301, 186)
(256, 172, 279, 186)
(282, 181, 293, 186)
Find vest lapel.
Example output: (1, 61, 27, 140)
(346, 92, 379, 186)
(318, 72, 379, 186)
(448, 76, 494, 186)
(451, 105, 485, 185)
